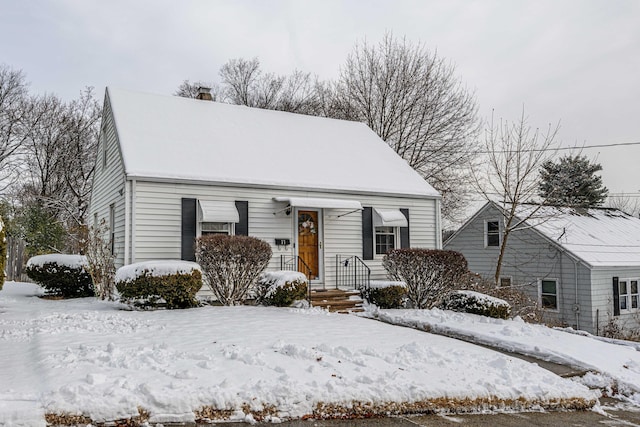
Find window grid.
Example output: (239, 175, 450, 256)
(375, 226, 396, 255)
(486, 221, 500, 247)
(619, 279, 639, 311)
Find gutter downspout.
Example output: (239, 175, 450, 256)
(124, 178, 130, 265)
(574, 258, 580, 330)
(131, 179, 137, 263)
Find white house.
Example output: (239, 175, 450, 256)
(89, 88, 442, 291)
(445, 201, 640, 334)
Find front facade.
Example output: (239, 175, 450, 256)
(90, 88, 441, 291)
(445, 202, 640, 335)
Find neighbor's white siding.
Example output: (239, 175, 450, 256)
(129, 180, 438, 285)
(88, 94, 126, 267)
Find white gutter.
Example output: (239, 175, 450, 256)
(124, 179, 130, 264)
(131, 178, 137, 263)
(435, 198, 442, 249)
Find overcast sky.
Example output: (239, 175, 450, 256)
(2, 0, 639, 202)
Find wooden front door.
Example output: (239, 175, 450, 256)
(297, 210, 320, 280)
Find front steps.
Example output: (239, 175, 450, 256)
(310, 289, 364, 313)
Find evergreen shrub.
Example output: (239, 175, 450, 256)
(362, 282, 407, 309)
(440, 290, 512, 319)
(256, 271, 308, 306)
(25, 254, 94, 298)
(115, 261, 202, 309)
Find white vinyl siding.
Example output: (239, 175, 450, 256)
(129, 180, 438, 284)
(88, 95, 126, 267)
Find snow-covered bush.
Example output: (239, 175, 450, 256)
(255, 271, 308, 306)
(25, 254, 94, 298)
(0, 216, 5, 291)
(440, 290, 512, 319)
(462, 273, 540, 322)
(362, 281, 407, 309)
(382, 249, 468, 309)
(196, 234, 272, 306)
(115, 261, 203, 309)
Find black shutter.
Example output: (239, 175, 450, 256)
(181, 198, 197, 261)
(400, 208, 410, 248)
(362, 207, 373, 260)
(235, 201, 249, 236)
(613, 276, 620, 316)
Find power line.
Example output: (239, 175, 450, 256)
(475, 140, 640, 154)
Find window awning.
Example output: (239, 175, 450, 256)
(273, 197, 362, 210)
(374, 208, 408, 227)
(198, 200, 239, 223)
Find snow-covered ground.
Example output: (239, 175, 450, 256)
(0, 282, 596, 425)
(367, 308, 640, 405)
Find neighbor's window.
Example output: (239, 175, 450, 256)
(540, 279, 558, 309)
(375, 226, 396, 255)
(486, 220, 500, 247)
(500, 277, 512, 287)
(619, 279, 639, 311)
(201, 222, 233, 236)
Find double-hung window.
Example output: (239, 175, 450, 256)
(372, 208, 407, 255)
(619, 279, 639, 311)
(201, 222, 233, 236)
(486, 220, 500, 247)
(540, 279, 558, 309)
(375, 226, 396, 255)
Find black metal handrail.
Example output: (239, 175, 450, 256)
(336, 255, 371, 291)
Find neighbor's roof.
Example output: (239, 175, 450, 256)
(107, 88, 439, 198)
(511, 203, 640, 268)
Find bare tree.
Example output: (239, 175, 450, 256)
(0, 65, 30, 192)
(608, 193, 640, 217)
(219, 58, 320, 114)
(334, 34, 480, 222)
(175, 79, 220, 100)
(17, 88, 101, 252)
(473, 109, 559, 285)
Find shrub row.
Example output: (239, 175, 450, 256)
(362, 282, 407, 309)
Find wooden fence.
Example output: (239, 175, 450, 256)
(5, 235, 27, 282)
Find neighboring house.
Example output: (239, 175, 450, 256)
(89, 88, 442, 292)
(445, 201, 640, 334)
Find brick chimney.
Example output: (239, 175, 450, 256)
(196, 86, 213, 101)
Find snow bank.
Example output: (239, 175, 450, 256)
(0, 282, 596, 425)
(115, 260, 201, 282)
(26, 254, 88, 270)
(368, 308, 640, 403)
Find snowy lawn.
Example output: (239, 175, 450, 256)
(366, 308, 640, 405)
(0, 282, 596, 426)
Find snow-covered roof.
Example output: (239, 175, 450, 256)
(107, 88, 439, 198)
(510, 203, 640, 268)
